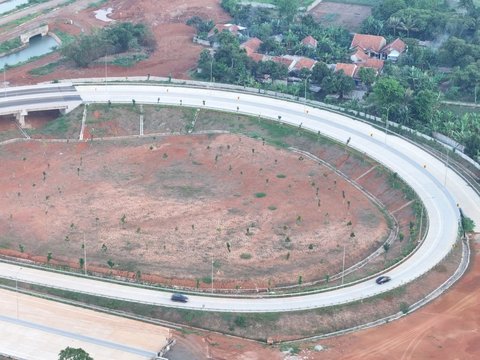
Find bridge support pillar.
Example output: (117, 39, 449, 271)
(15, 110, 28, 128)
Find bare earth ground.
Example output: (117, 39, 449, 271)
(309, 2, 372, 32)
(162, 238, 479, 360)
(0, 132, 387, 289)
(3, 0, 230, 86)
(1, 1, 474, 358)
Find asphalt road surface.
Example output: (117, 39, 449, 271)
(1, 83, 479, 313)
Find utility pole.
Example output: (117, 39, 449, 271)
(104, 51, 108, 91)
(3, 65, 6, 98)
(304, 75, 311, 104)
(384, 105, 392, 144)
(15, 267, 23, 319)
(83, 233, 87, 275)
(418, 204, 424, 243)
(210, 58, 213, 84)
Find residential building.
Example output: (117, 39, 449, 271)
(301, 35, 318, 49)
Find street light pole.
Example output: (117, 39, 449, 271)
(444, 144, 460, 187)
(15, 267, 23, 319)
(83, 233, 87, 275)
(384, 105, 393, 144)
(3, 65, 6, 98)
(104, 51, 108, 90)
(304, 75, 311, 104)
(210, 58, 213, 84)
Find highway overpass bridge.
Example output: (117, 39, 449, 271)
(0, 83, 82, 127)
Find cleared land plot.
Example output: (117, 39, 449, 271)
(0, 116, 23, 142)
(309, 1, 372, 31)
(0, 106, 425, 292)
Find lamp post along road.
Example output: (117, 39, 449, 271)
(384, 105, 393, 144)
(83, 233, 87, 275)
(444, 144, 461, 187)
(3, 66, 6, 98)
(15, 267, 23, 319)
(304, 75, 311, 104)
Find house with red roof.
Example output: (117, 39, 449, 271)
(334, 63, 358, 78)
(291, 57, 317, 72)
(270, 56, 296, 71)
(268, 55, 317, 73)
(381, 38, 407, 62)
(208, 23, 246, 38)
(350, 48, 370, 63)
(351, 33, 406, 62)
(301, 35, 318, 49)
(350, 34, 386, 58)
(240, 38, 265, 62)
(241, 37, 263, 54)
(359, 58, 385, 74)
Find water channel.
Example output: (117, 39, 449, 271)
(0, 0, 29, 15)
(0, 35, 58, 69)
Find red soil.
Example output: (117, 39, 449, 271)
(4, 0, 230, 86)
(0, 134, 387, 289)
(169, 238, 480, 360)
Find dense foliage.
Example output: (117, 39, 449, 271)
(58, 347, 93, 360)
(191, 0, 480, 160)
(61, 22, 156, 67)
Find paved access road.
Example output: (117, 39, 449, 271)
(1, 83, 479, 313)
(0, 289, 170, 360)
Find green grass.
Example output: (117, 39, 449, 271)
(0, 38, 22, 54)
(54, 30, 76, 45)
(254, 192, 266, 198)
(276, 174, 286, 178)
(240, 253, 252, 260)
(439, 103, 480, 116)
(87, 0, 107, 8)
(28, 60, 63, 76)
(111, 54, 148, 67)
(232, 0, 315, 5)
(0, 13, 41, 31)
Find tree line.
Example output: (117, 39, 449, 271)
(61, 22, 156, 68)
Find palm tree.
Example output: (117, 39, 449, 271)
(400, 14, 419, 37)
(387, 17, 402, 37)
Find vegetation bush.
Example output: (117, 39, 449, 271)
(61, 22, 156, 67)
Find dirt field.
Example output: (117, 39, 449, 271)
(310, 2, 372, 31)
(0, 131, 387, 289)
(4, 0, 230, 86)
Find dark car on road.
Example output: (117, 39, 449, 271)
(375, 276, 391, 285)
(171, 293, 189, 302)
